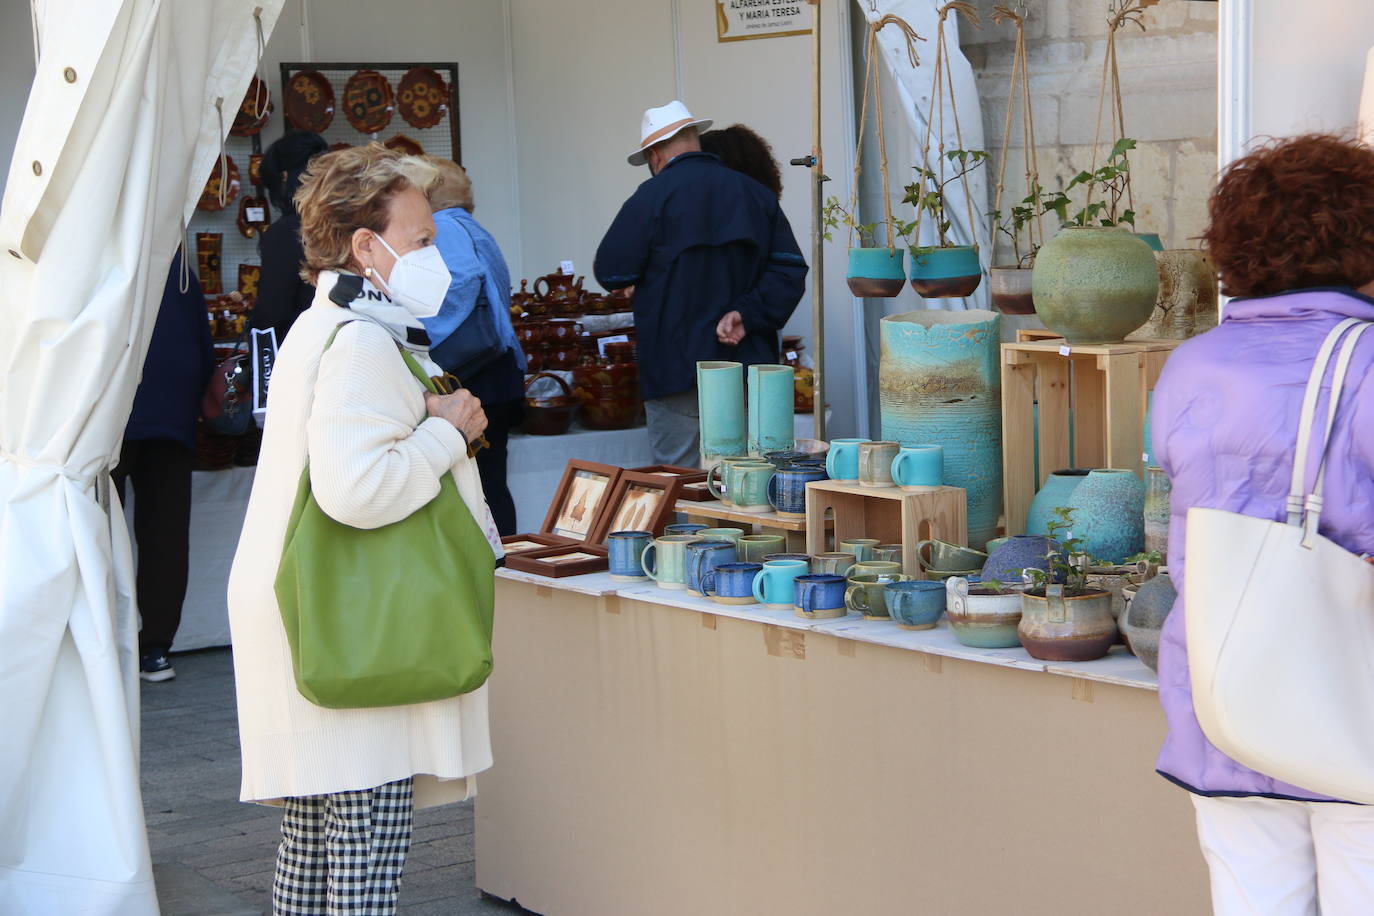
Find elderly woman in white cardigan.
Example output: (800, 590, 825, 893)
(227, 144, 498, 916)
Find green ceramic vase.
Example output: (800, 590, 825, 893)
(1031, 227, 1159, 344)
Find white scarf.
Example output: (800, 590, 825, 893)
(333, 271, 445, 378)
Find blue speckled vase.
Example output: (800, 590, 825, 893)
(1063, 469, 1145, 564)
(879, 309, 1002, 548)
(1025, 468, 1090, 537)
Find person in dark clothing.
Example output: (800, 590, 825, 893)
(700, 124, 784, 199)
(252, 131, 328, 342)
(115, 247, 215, 681)
(595, 101, 807, 467)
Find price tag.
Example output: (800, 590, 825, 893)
(1142, 452, 1150, 463)
(559, 260, 575, 276)
(1058, 345, 1072, 357)
(246, 207, 266, 222)
(598, 334, 630, 357)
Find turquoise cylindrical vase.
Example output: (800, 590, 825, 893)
(748, 364, 795, 456)
(1025, 468, 1090, 537)
(1063, 468, 1146, 564)
(879, 309, 1002, 549)
(697, 361, 746, 460)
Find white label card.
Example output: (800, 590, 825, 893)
(246, 207, 266, 222)
(559, 260, 575, 276)
(1058, 345, 1072, 357)
(598, 334, 630, 357)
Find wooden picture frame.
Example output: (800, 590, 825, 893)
(630, 464, 708, 483)
(501, 533, 577, 556)
(590, 472, 682, 544)
(540, 460, 623, 542)
(504, 544, 609, 578)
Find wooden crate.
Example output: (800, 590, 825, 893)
(804, 481, 968, 578)
(1001, 336, 1181, 537)
(672, 498, 827, 553)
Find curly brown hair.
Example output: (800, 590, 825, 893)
(1203, 134, 1374, 298)
(700, 124, 783, 199)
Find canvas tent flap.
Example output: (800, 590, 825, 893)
(0, 1, 283, 912)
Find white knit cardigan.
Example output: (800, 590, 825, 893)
(228, 273, 494, 807)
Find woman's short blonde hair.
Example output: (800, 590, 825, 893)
(294, 143, 439, 282)
(426, 156, 474, 212)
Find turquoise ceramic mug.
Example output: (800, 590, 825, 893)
(641, 535, 700, 590)
(728, 462, 776, 514)
(824, 438, 871, 483)
(891, 445, 944, 489)
(752, 559, 810, 609)
(697, 527, 744, 544)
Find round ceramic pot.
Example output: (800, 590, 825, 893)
(1064, 468, 1146, 564)
(989, 266, 1035, 315)
(1143, 466, 1171, 558)
(879, 309, 1002, 548)
(1025, 468, 1090, 537)
(909, 245, 982, 298)
(884, 580, 947, 629)
(1129, 250, 1219, 341)
(1031, 227, 1159, 344)
(748, 364, 795, 457)
(982, 534, 1055, 585)
(1121, 572, 1175, 672)
(847, 247, 906, 297)
(1018, 586, 1117, 661)
(945, 577, 1023, 648)
(697, 361, 746, 460)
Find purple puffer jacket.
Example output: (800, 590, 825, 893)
(1154, 288, 1374, 800)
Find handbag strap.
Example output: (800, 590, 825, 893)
(1301, 321, 1372, 545)
(1286, 318, 1362, 524)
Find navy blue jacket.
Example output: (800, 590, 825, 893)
(594, 151, 807, 400)
(125, 249, 215, 450)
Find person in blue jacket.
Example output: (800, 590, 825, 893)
(115, 247, 215, 681)
(595, 101, 807, 467)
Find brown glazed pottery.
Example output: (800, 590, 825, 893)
(284, 69, 335, 133)
(911, 275, 982, 298)
(1018, 586, 1117, 661)
(343, 69, 394, 133)
(397, 65, 449, 129)
(230, 76, 272, 137)
(523, 372, 578, 435)
(534, 272, 578, 302)
(511, 279, 537, 314)
(989, 266, 1036, 315)
(847, 276, 907, 297)
(544, 319, 583, 343)
(572, 361, 641, 431)
(197, 155, 239, 211)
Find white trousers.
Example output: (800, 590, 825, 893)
(1193, 794, 1374, 915)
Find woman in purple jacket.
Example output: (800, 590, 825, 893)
(1154, 134, 1374, 913)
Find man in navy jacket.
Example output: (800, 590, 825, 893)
(595, 101, 807, 467)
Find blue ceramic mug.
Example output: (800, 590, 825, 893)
(793, 573, 849, 619)
(885, 580, 948, 630)
(665, 523, 710, 537)
(701, 562, 763, 605)
(607, 530, 653, 580)
(685, 540, 738, 597)
(824, 438, 871, 483)
(768, 465, 826, 516)
(752, 559, 810, 609)
(891, 445, 944, 489)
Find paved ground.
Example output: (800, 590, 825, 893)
(141, 648, 527, 915)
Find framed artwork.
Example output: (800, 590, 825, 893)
(501, 533, 576, 556)
(630, 463, 710, 501)
(590, 472, 682, 543)
(540, 461, 622, 541)
(504, 544, 609, 578)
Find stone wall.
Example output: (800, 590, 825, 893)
(958, 0, 1218, 263)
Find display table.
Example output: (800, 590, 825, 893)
(475, 569, 1210, 915)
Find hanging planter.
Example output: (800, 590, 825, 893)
(823, 15, 925, 299)
(988, 266, 1035, 314)
(901, 3, 987, 301)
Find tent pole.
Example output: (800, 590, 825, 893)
(792, 0, 826, 441)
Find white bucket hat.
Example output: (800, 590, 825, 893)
(627, 100, 712, 166)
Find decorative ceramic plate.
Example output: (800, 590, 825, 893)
(384, 134, 425, 156)
(230, 76, 272, 137)
(397, 66, 449, 129)
(238, 264, 262, 298)
(343, 69, 394, 134)
(197, 155, 240, 212)
(284, 69, 335, 133)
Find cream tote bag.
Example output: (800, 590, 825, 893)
(1187, 317, 1374, 802)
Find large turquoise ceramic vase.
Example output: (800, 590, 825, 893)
(879, 309, 1002, 548)
(1031, 227, 1159, 344)
(1024, 468, 1089, 537)
(1063, 468, 1145, 564)
(747, 364, 795, 456)
(697, 361, 746, 461)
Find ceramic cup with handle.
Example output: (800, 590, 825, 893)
(872, 544, 904, 564)
(811, 552, 857, 576)
(697, 527, 744, 544)
(738, 534, 785, 564)
(705, 456, 755, 506)
(885, 579, 948, 629)
(752, 559, 810, 609)
(768, 464, 826, 517)
(824, 438, 871, 483)
(701, 561, 763, 606)
(665, 523, 710, 537)
(607, 530, 653, 581)
(839, 538, 882, 562)
(845, 572, 911, 619)
(891, 445, 944, 489)
(685, 539, 738, 597)
(850, 560, 902, 580)
(916, 539, 988, 573)
(763, 552, 811, 564)
(707, 459, 772, 509)
(857, 441, 901, 488)
(641, 535, 701, 590)
(793, 573, 848, 619)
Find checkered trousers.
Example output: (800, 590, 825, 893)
(272, 777, 415, 915)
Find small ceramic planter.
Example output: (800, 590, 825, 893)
(1019, 585, 1117, 662)
(846, 247, 906, 297)
(909, 245, 982, 298)
(989, 266, 1035, 315)
(945, 577, 1023, 648)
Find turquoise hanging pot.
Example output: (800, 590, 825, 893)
(847, 247, 906, 298)
(908, 245, 982, 299)
(879, 309, 1002, 549)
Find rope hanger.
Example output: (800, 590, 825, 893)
(990, 3, 1045, 264)
(1086, 0, 1157, 216)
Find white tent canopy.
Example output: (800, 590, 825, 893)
(0, 1, 282, 912)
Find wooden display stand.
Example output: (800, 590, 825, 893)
(1001, 332, 1180, 536)
(804, 481, 968, 577)
(673, 498, 825, 553)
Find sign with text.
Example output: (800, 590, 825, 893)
(716, 0, 812, 42)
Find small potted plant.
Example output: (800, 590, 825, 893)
(823, 196, 911, 298)
(1017, 508, 1118, 661)
(987, 182, 1053, 314)
(902, 148, 989, 298)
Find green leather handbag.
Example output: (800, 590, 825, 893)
(274, 324, 495, 708)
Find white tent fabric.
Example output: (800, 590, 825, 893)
(0, 1, 283, 912)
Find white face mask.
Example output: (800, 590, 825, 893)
(369, 232, 451, 320)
